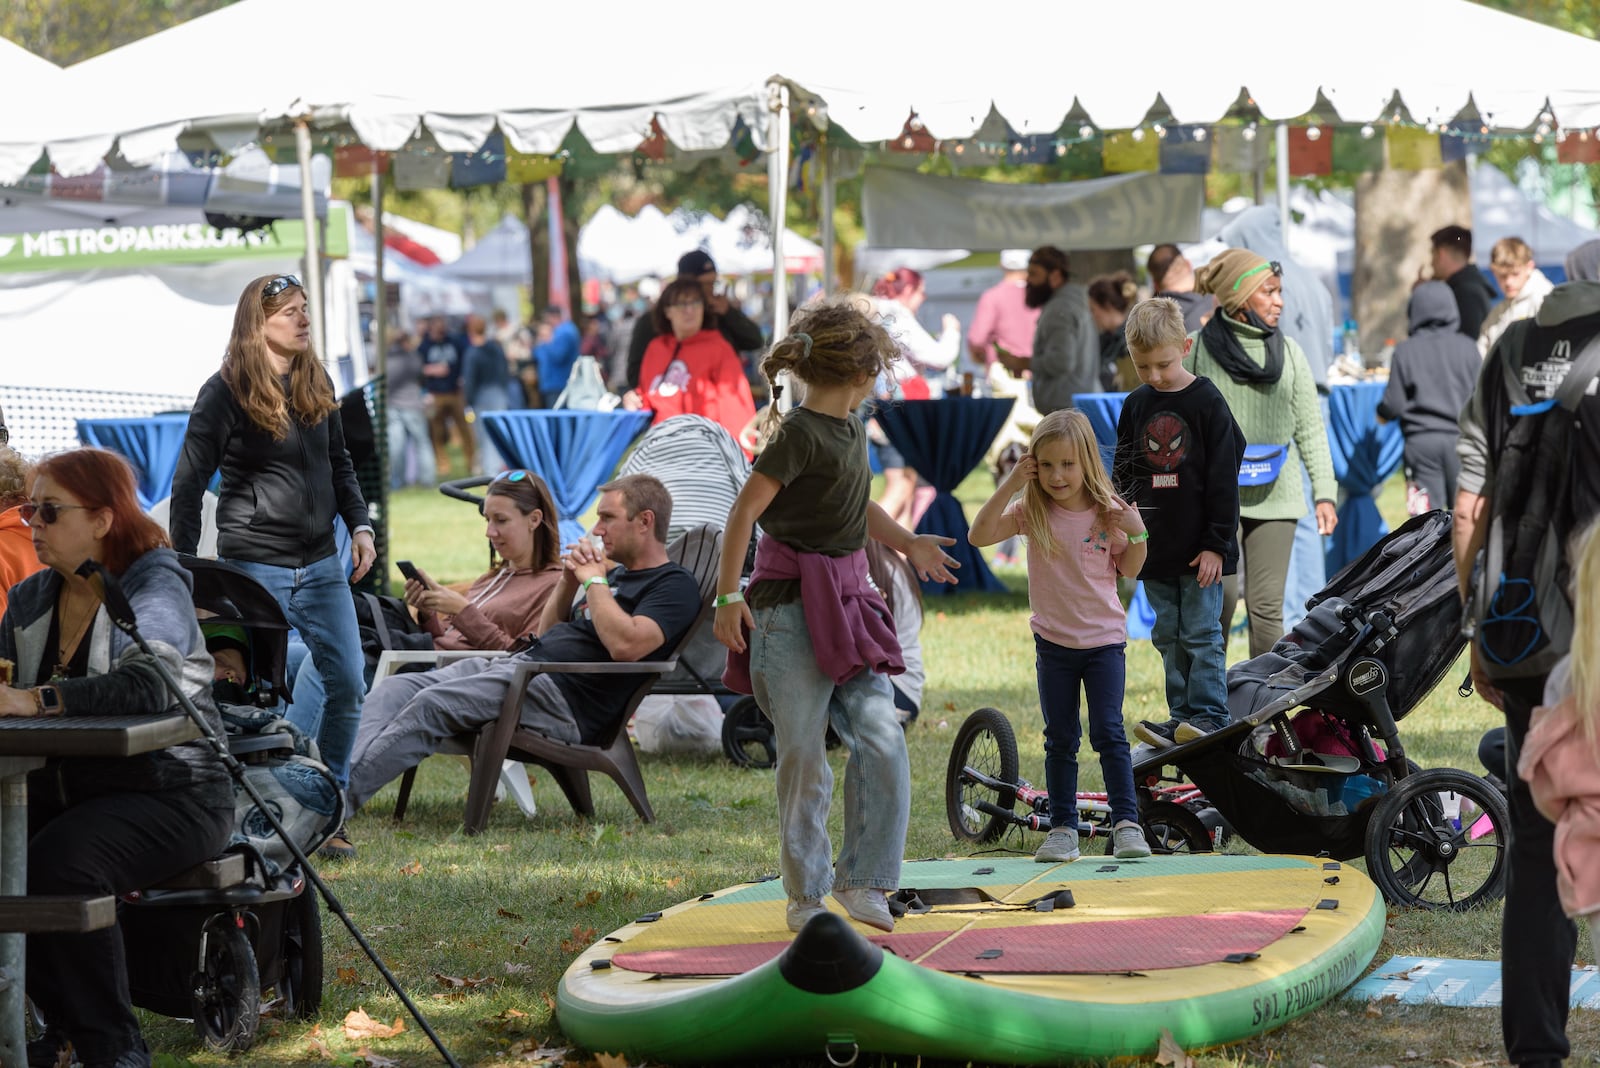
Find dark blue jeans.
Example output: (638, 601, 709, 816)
(1499, 676, 1577, 1067)
(1034, 636, 1138, 829)
(1143, 574, 1230, 730)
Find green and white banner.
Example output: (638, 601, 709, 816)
(0, 207, 349, 274)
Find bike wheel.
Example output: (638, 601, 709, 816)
(278, 889, 324, 1020)
(1138, 801, 1214, 854)
(945, 708, 1019, 843)
(1363, 767, 1510, 911)
(721, 696, 777, 769)
(192, 913, 261, 1052)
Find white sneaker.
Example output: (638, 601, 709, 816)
(786, 898, 827, 933)
(1034, 828, 1080, 863)
(1113, 820, 1153, 859)
(833, 887, 895, 932)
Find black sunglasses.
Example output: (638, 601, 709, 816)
(20, 501, 89, 526)
(262, 274, 303, 300)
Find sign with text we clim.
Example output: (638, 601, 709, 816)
(0, 207, 349, 274)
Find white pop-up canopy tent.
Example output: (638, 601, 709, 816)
(10, 0, 1600, 348)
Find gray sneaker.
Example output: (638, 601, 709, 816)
(1034, 827, 1080, 863)
(786, 897, 827, 933)
(1112, 820, 1153, 859)
(833, 887, 895, 932)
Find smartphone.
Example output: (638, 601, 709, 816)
(396, 560, 423, 583)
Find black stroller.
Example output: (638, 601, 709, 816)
(1129, 511, 1511, 911)
(118, 558, 339, 1051)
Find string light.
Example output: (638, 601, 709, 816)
(1360, 124, 1375, 139)
(1193, 127, 1207, 141)
(1131, 127, 1145, 142)
(1241, 124, 1257, 142)
(1305, 125, 1322, 141)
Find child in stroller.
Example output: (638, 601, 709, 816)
(119, 558, 341, 1053)
(1129, 511, 1512, 910)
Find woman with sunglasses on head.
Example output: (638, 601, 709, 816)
(1, 448, 232, 1068)
(170, 274, 374, 811)
(1187, 249, 1338, 659)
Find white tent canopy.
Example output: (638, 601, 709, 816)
(10, 0, 1600, 187)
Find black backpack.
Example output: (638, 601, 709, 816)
(1472, 327, 1600, 680)
(352, 590, 433, 686)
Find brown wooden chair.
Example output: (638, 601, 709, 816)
(458, 523, 723, 834)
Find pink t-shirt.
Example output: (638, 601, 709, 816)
(1006, 498, 1128, 649)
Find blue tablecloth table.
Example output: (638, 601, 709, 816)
(77, 415, 191, 510)
(1323, 380, 1404, 574)
(480, 410, 653, 546)
(874, 396, 1014, 596)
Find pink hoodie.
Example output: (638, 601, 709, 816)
(1518, 679, 1600, 919)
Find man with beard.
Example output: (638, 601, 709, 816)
(994, 246, 1100, 415)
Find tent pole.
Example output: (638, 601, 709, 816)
(295, 118, 327, 362)
(1275, 122, 1291, 249)
(370, 154, 390, 592)
(767, 79, 792, 348)
(821, 141, 836, 294)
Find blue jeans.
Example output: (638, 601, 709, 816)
(387, 406, 436, 489)
(224, 554, 365, 790)
(1034, 637, 1138, 829)
(1143, 575, 1230, 731)
(749, 601, 910, 900)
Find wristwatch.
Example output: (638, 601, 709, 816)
(35, 685, 63, 717)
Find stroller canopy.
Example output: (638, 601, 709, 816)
(618, 415, 750, 542)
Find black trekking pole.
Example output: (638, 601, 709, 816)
(76, 560, 461, 1068)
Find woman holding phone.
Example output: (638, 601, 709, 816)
(170, 274, 373, 835)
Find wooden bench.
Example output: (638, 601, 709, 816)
(147, 853, 246, 891)
(0, 895, 115, 933)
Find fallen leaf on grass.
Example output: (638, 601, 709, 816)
(504, 961, 533, 975)
(1381, 963, 1426, 980)
(479, 1007, 530, 1033)
(435, 972, 496, 989)
(1364, 1000, 1385, 1018)
(306, 1035, 335, 1060)
(399, 860, 424, 876)
(576, 890, 602, 908)
(336, 967, 360, 985)
(560, 924, 599, 953)
(498, 907, 524, 920)
(594, 1054, 631, 1068)
(1154, 1028, 1194, 1068)
(343, 1008, 406, 1041)
(357, 1048, 400, 1067)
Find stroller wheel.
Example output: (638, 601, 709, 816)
(192, 913, 261, 1051)
(1125, 801, 1213, 855)
(1363, 767, 1510, 912)
(945, 708, 1019, 844)
(279, 888, 324, 1019)
(722, 697, 777, 769)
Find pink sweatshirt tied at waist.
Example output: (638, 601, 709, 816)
(722, 538, 904, 695)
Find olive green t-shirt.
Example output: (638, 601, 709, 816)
(747, 407, 871, 608)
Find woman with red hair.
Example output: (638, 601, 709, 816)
(1, 447, 231, 1068)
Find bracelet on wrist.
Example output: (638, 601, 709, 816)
(714, 591, 745, 608)
(581, 575, 609, 594)
(1127, 530, 1150, 543)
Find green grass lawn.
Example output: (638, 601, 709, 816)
(137, 465, 1600, 1068)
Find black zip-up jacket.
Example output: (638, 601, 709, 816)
(171, 370, 370, 567)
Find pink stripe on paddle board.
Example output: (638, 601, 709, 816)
(612, 931, 948, 977)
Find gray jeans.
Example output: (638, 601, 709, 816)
(347, 656, 579, 810)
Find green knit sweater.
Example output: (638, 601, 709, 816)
(1185, 319, 1337, 521)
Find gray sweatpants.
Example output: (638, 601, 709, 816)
(346, 655, 580, 810)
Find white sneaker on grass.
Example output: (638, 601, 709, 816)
(833, 887, 895, 931)
(786, 898, 827, 933)
(1034, 828, 1080, 863)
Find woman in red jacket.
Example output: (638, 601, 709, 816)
(624, 277, 757, 456)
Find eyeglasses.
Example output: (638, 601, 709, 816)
(19, 501, 89, 526)
(1232, 261, 1283, 292)
(262, 275, 303, 300)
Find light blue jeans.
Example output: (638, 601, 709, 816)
(224, 554, 365, 790)
(387, 406, 436, 488)
(1143, 575, 1230, 731)
(748, 601, 910, 901)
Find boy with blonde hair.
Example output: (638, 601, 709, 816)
(1113, 298, 1245, 747)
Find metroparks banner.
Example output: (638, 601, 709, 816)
(862, 168, 1204, 250)
(0, 207, 350, 274)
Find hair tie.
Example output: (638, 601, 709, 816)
(792, 332, 814, 360)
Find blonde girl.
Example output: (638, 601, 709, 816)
(969, 408, 1151, 863)
(1518, 520, 1600, 968)
(715, 296, 958, 936)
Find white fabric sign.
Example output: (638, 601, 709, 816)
(863, 169, 1205, 251)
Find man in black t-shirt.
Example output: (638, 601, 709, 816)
(347, 474, 701, 812)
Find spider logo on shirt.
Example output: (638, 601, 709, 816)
(1143, 411, 1190, 473)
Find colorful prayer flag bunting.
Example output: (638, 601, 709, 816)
(1158, 125, 1210, 175)
(1287, 126, 1332, 176)
(1386, 125, 1442, 170)
(334, 144, 390, 178)
(1102, 129, 1158, 173)
(1331, 125, 1385, 173)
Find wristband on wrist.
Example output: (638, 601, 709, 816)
(1127, 531, 1150, 543)
(714, 591, 745, 608)
(581, 575, 609, 594)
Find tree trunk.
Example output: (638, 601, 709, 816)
(521, 181, 549, 316)
(1352, 161, 1472, 356)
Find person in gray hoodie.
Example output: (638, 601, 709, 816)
(1454, 238, 1600, 1068)
(1376, 281, 1482, 513)
(2, 447, 230, 1068)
